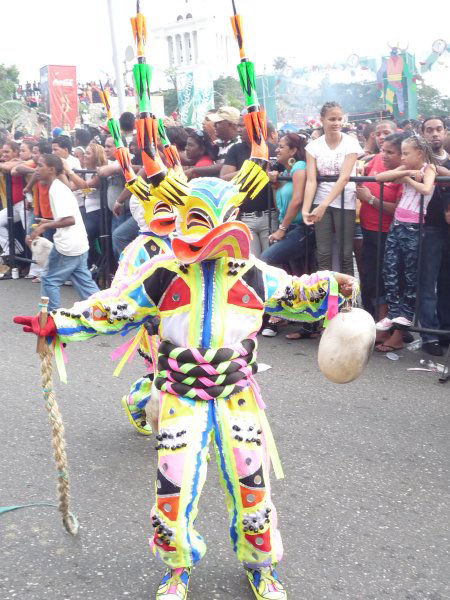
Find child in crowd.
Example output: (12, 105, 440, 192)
(374, 136, 436, 352)
(27, 154, 99, 311)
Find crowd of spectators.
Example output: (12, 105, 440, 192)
(1, 104, 449, 356)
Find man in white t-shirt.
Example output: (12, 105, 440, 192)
(52, 136, 81, 171)
(28, 154, 99, 311)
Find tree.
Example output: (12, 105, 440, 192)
(315, 78, 382, 115)
(213, 76, 243, 109)
(0, 64, 19, 103)
(273, 57, 288, 73)
(162, 88, 179, 116)
(416, 83, 450, 117)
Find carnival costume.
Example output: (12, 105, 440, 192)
(14, 4, 355, 599)
(98, 78, 184, 437)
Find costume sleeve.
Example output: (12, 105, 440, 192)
(257, 260, 345, 324)
(51, 260, 160, 343)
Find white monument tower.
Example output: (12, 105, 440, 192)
(151, 0, 235, 77)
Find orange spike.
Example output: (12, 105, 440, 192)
(244, 110, 268, 160)
(131, 13, 147, 57)
(114, 147, 135, 182)
(230, 14, 246, 60)
(142, 152, 163, 178)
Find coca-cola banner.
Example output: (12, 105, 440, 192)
(40, 65, 78, 130)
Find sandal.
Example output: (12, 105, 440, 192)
(375, 343, 404, 353)
(286, 330, 319, 340)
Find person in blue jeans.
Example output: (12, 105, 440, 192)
(27, 154, 99, 311)
(260, 133, 315, 338)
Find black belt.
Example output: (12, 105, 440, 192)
(240, 210, 273, 217)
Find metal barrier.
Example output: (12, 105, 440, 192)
(2, 170, 448, 380)
(0, 173, 33, 277)
(73, 169, 113, 288)
(0, 170, 114, 286)
(277, 174, 450, 382)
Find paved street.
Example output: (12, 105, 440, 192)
(1, 279, 449, 600)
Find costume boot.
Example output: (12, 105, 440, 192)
(246, 566, 287, 599)
(156, 567, 191, 600)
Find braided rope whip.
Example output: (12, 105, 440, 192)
(37, 297, 78, 535)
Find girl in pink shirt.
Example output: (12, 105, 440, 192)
(373, 136, 436, 351)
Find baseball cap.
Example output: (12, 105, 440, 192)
(204, 111, 221, 123)
(215, 106, 240, 124)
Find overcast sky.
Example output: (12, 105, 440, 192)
(1, 0, 449, 93)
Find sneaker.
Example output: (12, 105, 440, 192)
(246, 567, 287, 600)
(261, 323, 278, 337)
(121, 395, 152, 436)
(422, 341, 444, 357)
(156, 567, 190, 600)
(391, 316, 412, 327)
(375, 317, 393, 331)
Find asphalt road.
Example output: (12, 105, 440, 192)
(1, 279, 449, 600)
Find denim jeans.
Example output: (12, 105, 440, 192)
(383, 221, 420, 321)
(418, 226, 449, 342)
(112, 216, 139, 258)
(111, 207, 132, 234)
(41, 248, 100, 311)
(437, 237, 450, 335)
(260, 223, 313, 268)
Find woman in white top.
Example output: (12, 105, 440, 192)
(65, 142, 107, 267)
(303, 102, 362, 275)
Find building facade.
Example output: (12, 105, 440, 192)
(151, 0, 234, 76)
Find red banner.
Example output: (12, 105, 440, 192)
(41, 65, 78, 130)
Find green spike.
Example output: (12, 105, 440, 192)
(237, 61, 258, 106)
(133, 63, 153, 113)
(107, 119, 123, 148)
(237, 61, 258, 108)
(158, 118, 169, 146)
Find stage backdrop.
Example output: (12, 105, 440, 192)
(40, 65, 78, 130)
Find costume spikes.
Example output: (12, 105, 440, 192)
(131, 10, 147, 58)
(237, 61, 258, 109)
(99, 83, 124, 150)
(99, 84, 112, 118)
(230, 1, 246, 60)
(151, 173, 190, 207)
(243, 110, 268, 161)
(115, 147, 136, 183)
(99, 83, 136, 182)
(129, 3, 165, 184)
(232, 160, 269, 202)
(133, 62, 153, 114)
(229, 1, 268, 164)
(157, 119, 170, 146)
(125, 176, 153, 202)
(158, 119, 182, 170)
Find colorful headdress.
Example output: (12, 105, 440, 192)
(101, 0, 270, 263)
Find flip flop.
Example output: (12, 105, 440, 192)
(286, 331, 319, 340)
(375, 343, 404, 353)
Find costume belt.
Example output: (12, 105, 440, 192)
(154, 337, 284, 480)
(155, 338, 257, 400)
